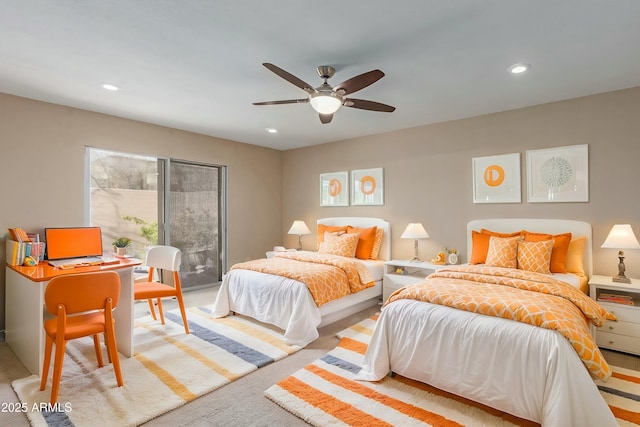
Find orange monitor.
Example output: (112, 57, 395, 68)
(45, 227, 103, 260)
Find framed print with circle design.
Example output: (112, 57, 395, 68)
(526, 144, 588, 203)
(320, 171, 349, 206)
(472, 153, 521, 203)
(351, 167, 384, 205)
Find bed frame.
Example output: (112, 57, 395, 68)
(316, 217, 390, 327)
(466, 218, 593, 277)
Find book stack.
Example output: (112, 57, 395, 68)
(598, 292, 635, 306)
(6, 227, 33, 266)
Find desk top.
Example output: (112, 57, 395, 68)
(7, 258, 142, 282)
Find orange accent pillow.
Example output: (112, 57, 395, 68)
(318, 232, 359, 258)
(316, 225, 348, 249)
(517, 240, 554, 274)
(470, 229, 523, 264)
(566, 236, 587, 277)
(369, 227, 384, 260)
(347, 226, 378, 260)
(485, 236, 520, 268)
(523, 232, 572, 274)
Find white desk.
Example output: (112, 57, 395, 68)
(5, 259, 141, 377)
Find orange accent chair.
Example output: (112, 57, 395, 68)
(40, 271, 124, 404)
(134, 246, 190, 334)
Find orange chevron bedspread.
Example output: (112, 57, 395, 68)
(386, 265, 616, 380)
(231, 252, 375, 307)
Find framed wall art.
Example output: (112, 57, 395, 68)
(320, 171, 349, 206)
(526, 144, 589, 203)
(351, 167, 384, 205)
(472, 153, 521, 203)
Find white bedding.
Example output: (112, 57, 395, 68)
(212, 217, 390, 347)
(355, 219, 617, 426)
(357, 299, 617, 426)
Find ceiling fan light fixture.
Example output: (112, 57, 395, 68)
(309, 92, 342, 114)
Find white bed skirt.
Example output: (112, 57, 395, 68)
(212, 270, 381, 347)
(356, 299, 617, 426)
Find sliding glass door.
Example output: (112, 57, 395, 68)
(161, 160, 223, 289)
(87, 148, 225, 289)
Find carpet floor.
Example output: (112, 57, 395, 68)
(265, 315, 640, 426)
(12, 305, 301, 427)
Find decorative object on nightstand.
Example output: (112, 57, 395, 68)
(288, 220, 311, 251)
(446, 248, 459, 265)
(401, 223, 429, 262)
(601, 224, 640, 284)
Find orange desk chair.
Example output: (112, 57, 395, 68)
(134, 245, 190, 334)
(40, 271, 124, 404)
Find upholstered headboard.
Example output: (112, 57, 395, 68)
(466, 218, 593, 277)
(317, 217, 391, 261)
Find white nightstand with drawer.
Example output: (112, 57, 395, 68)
(589, 275, 640, 355)
(382, 260, 450, 303)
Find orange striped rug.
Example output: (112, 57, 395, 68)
(12, 305, 301, 426)
(265, 315, 640, 426)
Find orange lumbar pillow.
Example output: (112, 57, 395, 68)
(347, 226, 378, 260)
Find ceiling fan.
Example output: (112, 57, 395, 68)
(253, 63, 396, 124)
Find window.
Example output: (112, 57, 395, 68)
(86, 148, 225, 289)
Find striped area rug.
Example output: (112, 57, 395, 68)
(265, 315, 640, 426)
(12, 305, 300, 427)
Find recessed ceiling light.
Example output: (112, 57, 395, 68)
(265, 128, 278, 134)
(508, 63, 531, 74)
(102, 83, 119, 91)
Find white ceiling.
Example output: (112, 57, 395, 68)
(2, 1, 640, 151)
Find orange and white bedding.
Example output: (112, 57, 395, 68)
(231, 251, 375, 306)
(357, 265, 619, 426)
(212, 251, 381, 347)
(387, 265, 614, 380)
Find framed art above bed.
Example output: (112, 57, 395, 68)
(526, 144, 589, 203)
(319, 171, 349, 206)
(472, 153, 521, 203)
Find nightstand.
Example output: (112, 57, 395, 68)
(383, 260, 450, 302)
(589, 274, 640, 355)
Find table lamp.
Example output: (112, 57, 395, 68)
(401, 223, 429, 262)
(288, 220, 311, 251)
(601, 224, 640, 283)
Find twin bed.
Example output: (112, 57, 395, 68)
(213, 217, 618, 425)
(212, 217, 390, 346)
(358, 218, 617, 426)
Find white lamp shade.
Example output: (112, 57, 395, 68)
(309, 93, 342, 114)
(601, 224, 640, 249)
(288, 220, 311, 235)
(401, 223, 429, 239)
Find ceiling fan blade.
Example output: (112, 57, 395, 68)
(319, 113, 333, 124)
(253, 99, 308, 106)
(262, 63, 315, 94)
(344, 98, 396, 112)
(334, 70, 385, 95)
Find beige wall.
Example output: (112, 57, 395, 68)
(3, 87, 640, 330)
(0, 93, 283, 329)
(282, 87, 640, 280)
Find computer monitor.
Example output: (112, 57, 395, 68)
(44, 227, 103, 260)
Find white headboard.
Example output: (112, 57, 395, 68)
(317, 217, 391, 261)
(466, 218, 593, 277)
